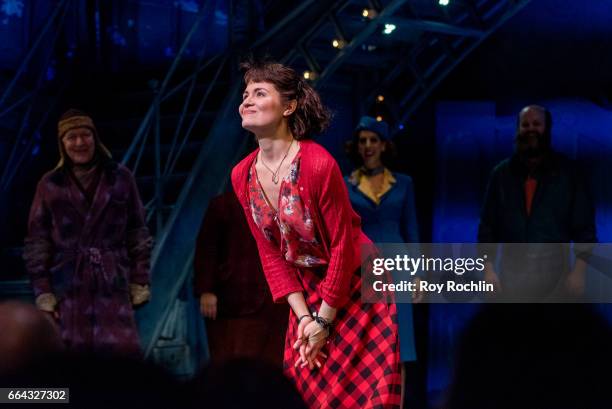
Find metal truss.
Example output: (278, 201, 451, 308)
(136, 0, 417, 372)
(0, 0, 73, 192)
(384, 0, 532, 131)
(132, 0, 325, 374)
(272, 0, 531, 131)
(0, 0, 533, 377)
(138, 0, 532, 376)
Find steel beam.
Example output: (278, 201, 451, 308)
(385, 16, 485, 37)
(315, 0, 409, 86)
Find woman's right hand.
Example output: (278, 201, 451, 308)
(293, 316, 327, 369)
(302, 320, 329, 370)
(200, 293, 218, 319)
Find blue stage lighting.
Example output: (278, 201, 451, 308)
(383, 24, 396, 35)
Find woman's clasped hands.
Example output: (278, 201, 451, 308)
(293, 314, 329, 370)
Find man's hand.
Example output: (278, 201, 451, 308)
(412, 277, 424, 303)
(483, 262, 502, 293)
(35, 293, 60, 323)
(130, 283, 151, 307)
(565, 268, 586, 297)
(200, 293, 218, 319)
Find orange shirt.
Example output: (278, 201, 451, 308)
(525, 176, 538, 216)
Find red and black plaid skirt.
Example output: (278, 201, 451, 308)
(284, 267, 402, 409)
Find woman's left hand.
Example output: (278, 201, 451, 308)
(301, 320, 329, 370)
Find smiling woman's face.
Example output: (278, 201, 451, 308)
(357, 130, 385, 167)
(239, 81, 288, 134)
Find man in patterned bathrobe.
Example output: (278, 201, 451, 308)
(24, 109, 152, 356)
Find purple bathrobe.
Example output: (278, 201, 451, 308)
(24, 160, 152, 356)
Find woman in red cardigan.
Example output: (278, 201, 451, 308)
(231, 61, 401, 408)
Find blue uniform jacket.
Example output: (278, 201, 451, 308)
(346, 171, 419, 361)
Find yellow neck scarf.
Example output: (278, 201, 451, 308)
(350, 167, 396, 205)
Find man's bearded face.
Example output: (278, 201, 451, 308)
(516, 107, 548, 158)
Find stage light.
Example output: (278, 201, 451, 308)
(332, 39, 345, 49)
(377, 95, 385, 102)
(398, 124, 405, 130)
(383, 24, 396, 35)
(362, 8, 378, 19)
(303, 71, 317, 80)
(439, 0, 450, 6)
(376, 116, 383, 122)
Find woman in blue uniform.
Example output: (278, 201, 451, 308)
(345, 116, 421, 406)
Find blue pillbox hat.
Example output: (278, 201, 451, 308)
(354, 116, 389, 140)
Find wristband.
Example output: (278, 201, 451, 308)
(298, 314, 312, 324)
(312, 311, 333, 333)
(314, 316, 333, 332)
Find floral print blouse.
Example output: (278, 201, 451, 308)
(248, 150, 328, 269)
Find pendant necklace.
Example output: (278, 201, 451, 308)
(260, 138, 294, 184)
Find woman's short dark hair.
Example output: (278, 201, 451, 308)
(240, 60, 331, 140)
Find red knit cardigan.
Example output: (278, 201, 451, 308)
(231, 140, 371, 308)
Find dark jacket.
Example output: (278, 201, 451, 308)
(478, 151, 596, 245)
(478, 151, 597, 298)
(193, 191, 270, 317)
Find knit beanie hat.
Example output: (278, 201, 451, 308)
(55, 109, 112, 168)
